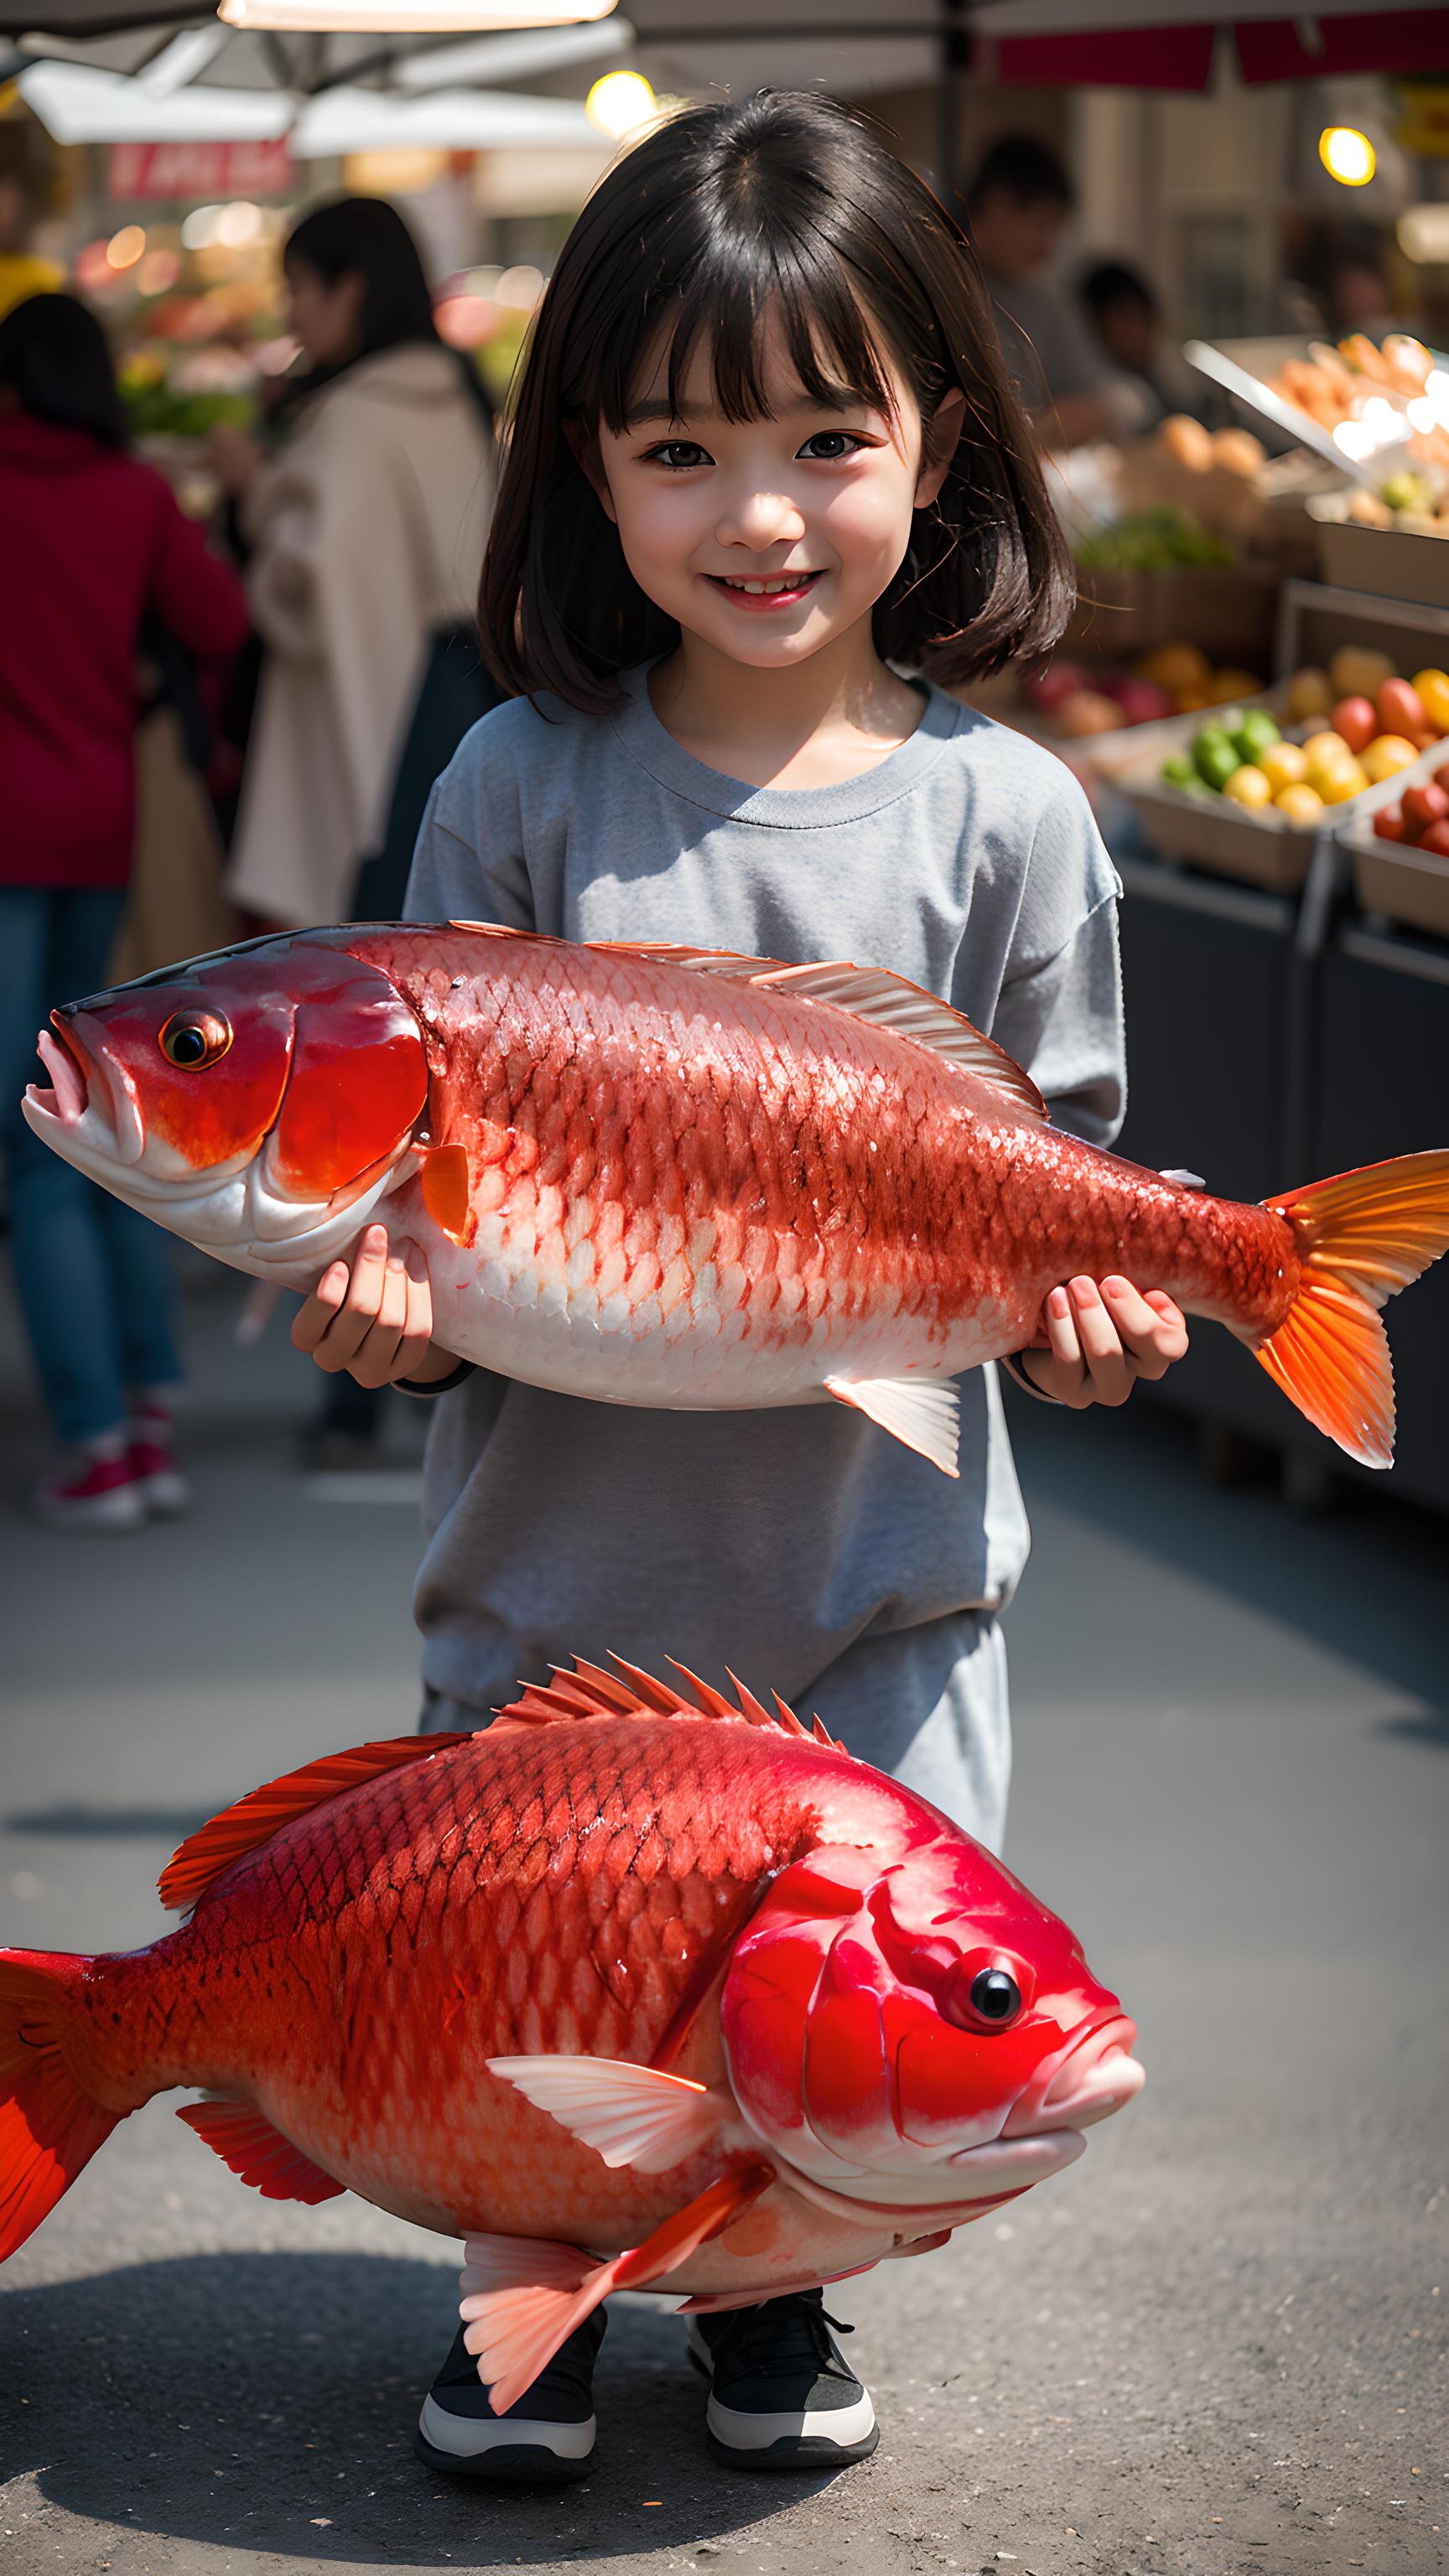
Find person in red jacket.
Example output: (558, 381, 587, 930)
(0, 293, 250, 1530)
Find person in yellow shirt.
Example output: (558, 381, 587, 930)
(0, 174, 62, 320)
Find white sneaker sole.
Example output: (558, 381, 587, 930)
(687, 2318, 880, 2468)
(415, 2393, 595, 2484)
(137, 1470, 191, 1517)
(34, 1487, 146, 1533)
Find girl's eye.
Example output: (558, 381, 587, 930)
(797, 430, 866, 461)
(647, 440, 712, 470)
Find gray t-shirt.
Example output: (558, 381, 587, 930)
(402, 667, 1124, 1765)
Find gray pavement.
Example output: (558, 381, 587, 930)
(1, 1266, 1446, 2576)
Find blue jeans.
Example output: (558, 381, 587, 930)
(0, 886, 180, 1444)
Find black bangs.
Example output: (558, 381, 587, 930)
(604, 234, 900, 435)
(480, 90, 1072, 710)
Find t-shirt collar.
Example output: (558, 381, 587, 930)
(605, 660, 967, 829)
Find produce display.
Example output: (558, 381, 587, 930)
(1270, 334, 1449, 509)
(1023, 643, 1265, 739)
(1371, 755, 1449, 861)
(1159, 655, 1449, 826)
(1074, 506, 1233, 574)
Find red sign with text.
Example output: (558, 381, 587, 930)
(108, 140, 294, 202)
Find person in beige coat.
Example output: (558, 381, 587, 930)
(213, 198, 494, 931)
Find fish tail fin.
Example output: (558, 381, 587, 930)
(0, 1950, 122, 2262)
(1258, 1150, 1449, 1467)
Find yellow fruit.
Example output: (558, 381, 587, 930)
(1360, 734, 1420, 784)
(1258, 741, 1309, 793)
(1302, 730, 1358, 785)
(1286, 667, 1334, 722)
(1206, 667, 1266, 704)
(1274, 783, 1326, 825)
(1329, 645, 1394, 701)
(1317, 757, 1368, 805)
(1223, 764, 1274, 809)
(1411, 667, 1449, 734)
(1138, 641, 1212, 694)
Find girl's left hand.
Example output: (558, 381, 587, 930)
(1020, 1275, 1189, 1410)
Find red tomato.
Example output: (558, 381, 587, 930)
(1402, 780, 1449, 835)
(1377, 678, 1429, 739)
(1332, 696, 1378, 754)
(1418, 820, 1449, 860)
(1373, 805, 1405, 843)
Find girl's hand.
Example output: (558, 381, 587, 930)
(291, 1224, 452, 1388)
(1020, 1275, 1189, 1410)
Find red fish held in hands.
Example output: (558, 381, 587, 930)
(22, 921, 1449, 1472)
(0, 1659, 1144, 2412)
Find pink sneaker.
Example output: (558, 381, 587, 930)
(128, 1405, 192, 1518)
(34, 1449, 147, 1533)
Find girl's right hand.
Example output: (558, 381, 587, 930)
(292, 1224, 454, 1388)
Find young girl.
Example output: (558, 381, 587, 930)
(293, 91, 1187, 2483)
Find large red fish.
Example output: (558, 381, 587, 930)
(22, 922, 1449, 1472)
(0, 1659, 1144, 2412)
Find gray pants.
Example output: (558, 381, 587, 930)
(420, 1607, 1010, 1855)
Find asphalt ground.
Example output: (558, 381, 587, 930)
(2, 1266, 1446, 2576)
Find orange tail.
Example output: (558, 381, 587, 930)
(1257, 1150, 1449, 1468)
(0, 1950, 123, 2262)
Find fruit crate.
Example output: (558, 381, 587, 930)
(1306, 496, 1448, 611)
(1088, 687, 1329, 893)
(1273, 579, 1449, 688)
(1334, 741, 1449, 942)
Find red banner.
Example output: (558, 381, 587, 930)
(108, 140, 293, 202)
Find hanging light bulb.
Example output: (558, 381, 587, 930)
(220, 0, 616, 33)
(1318, 127, 1376, 188)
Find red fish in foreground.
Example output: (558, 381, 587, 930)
(0, 1660, 1144, 2412)
(23, 922, 1449, 1472)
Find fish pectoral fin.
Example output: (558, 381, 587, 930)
(460, 2164, 774, 2414)
(485, 2054, 723, 2174)
(412, 1141, 475, 1246)
(158, 1733, 470, 1914)
(1160, 1167, 1205, 1188)
(824, 1374, 961, 1478)
(176, 2100, 345, 2205)
(460, 2230, 596, 2296)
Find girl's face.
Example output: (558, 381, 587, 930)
(285, 259, 366, 369)
(585, 313, 962, 674)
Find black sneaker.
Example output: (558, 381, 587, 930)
(414, 2313, 605, 2485)
(687, 2289, 878, 2470)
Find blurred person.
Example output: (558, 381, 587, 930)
(210, 196, 496, 1469)
(1077, 260, 1206, 428)
(960, 136, 1150, 449)
(0, 293, 249, 1530)
(210, 196, 495, 937)
(0, 171, 61, 322)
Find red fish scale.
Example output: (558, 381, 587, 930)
(65, 1720, 905, 2245)
(353, 931, 1301, 1356)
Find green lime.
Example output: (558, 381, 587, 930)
(1161, 753, 1197, 789)
(1233, 709, 1281, 763)
(1193, 730, 1239, 792)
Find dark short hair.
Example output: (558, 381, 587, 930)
(0, 291, 127, 447)
(964, 134, 1074, 215)
(480, 90, 1072, 710)
(285, 195, 439, 360)
(1078, 260, 1158, 319)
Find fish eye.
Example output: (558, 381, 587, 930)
(158, 1010, 231, 1070)
(969, 1968, 1021, 2023)
(942, 1955, 1028, 2033)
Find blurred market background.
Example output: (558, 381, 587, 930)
(2, 7, 1449, 2574)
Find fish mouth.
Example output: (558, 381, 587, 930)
(27, 1015, 147, 1169)
(1003, 2012, 1145, 2137)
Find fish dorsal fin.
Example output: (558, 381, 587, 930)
(495, 1654, 848, 1753)
(589, 939, 1047, 1123)
(158, 1734, 470, 1913)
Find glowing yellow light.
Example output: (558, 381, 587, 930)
(585, 68, 655, 140)
(1319, 126, 1375, 187)
(106, 225, 146, 270)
